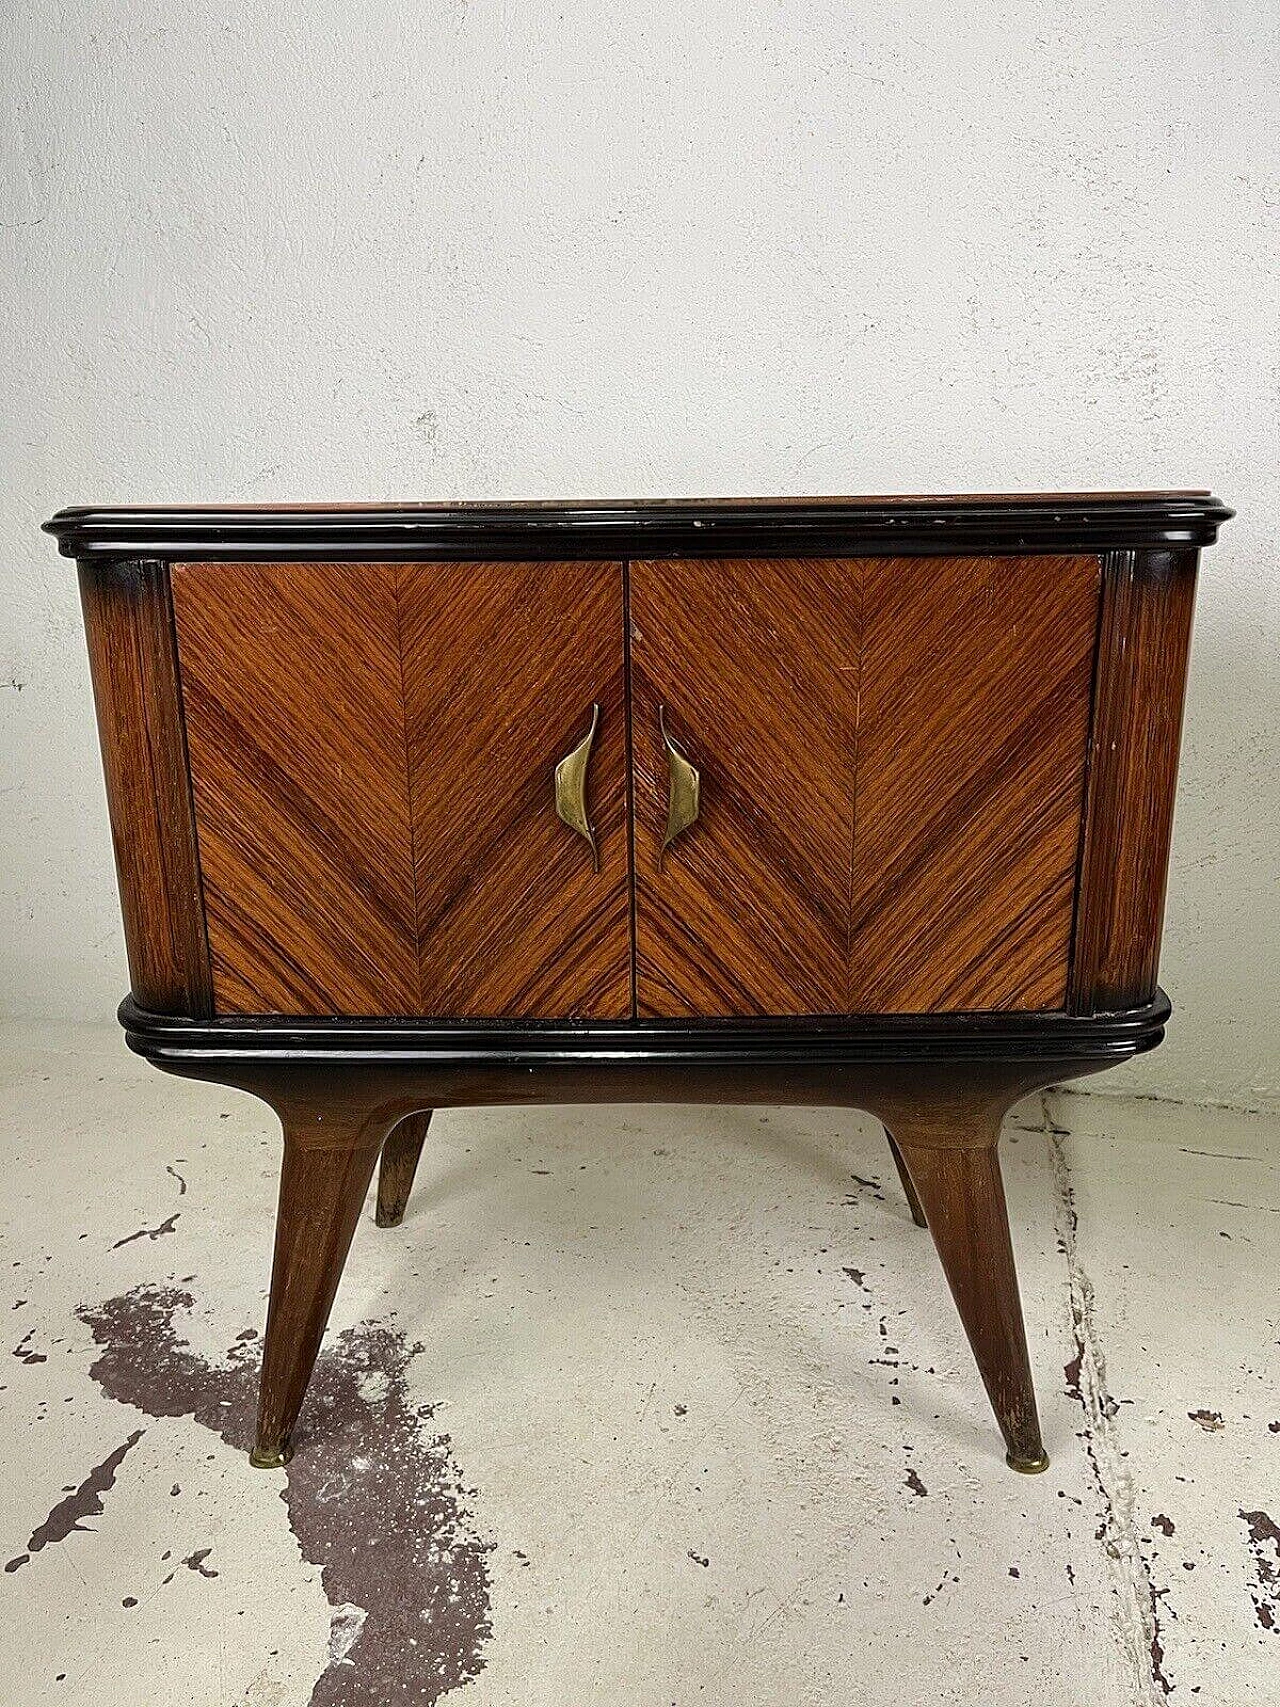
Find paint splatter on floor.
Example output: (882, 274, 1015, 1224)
(12, 1327, 47, 1365)
(1187, 1409, 1225, 1433)
(1239, 1510, 1279, 1633)
(111, 1213, 181, 1249)
(181, 1546, 218, 1579)
(1051, 1115, 1176, 1700)
(74, 1285, 494, 1705)
(5, 1431, 145, 1574)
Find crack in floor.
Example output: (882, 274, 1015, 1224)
(1044, 1094, 1175, 1703)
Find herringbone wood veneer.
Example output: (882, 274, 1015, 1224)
(173, 562, 420, 1014)
(172, 560, 630, 1017)
(848, 555, 1101, 1011)
(174, 554, 1100, 1021)
(631, 555, 1099, 1016)
(630, 558, 859, 1016)
(402, 561, 631, 1017)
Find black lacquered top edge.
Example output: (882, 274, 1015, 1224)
(47, 495, 1232, 560)
(119, 992, 1170, 1067)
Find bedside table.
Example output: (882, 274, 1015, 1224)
(46, 492, 1231, 1474)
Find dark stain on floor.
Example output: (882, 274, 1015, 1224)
(1187, 1408, 1225, 1433)
(12, 1326, 47, 1365)
(111, 1212, 181, 1249)
(74, 1284, 494, 1705)
(5, 1430, 145, 1573)
(845, 1173, 886, 1204)
(182, 1545, 219, 1578)
(1239, 1509, 1279, 1632)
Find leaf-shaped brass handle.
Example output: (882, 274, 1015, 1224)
(659, 705, 700, 867)
(554, 703, 600, 871)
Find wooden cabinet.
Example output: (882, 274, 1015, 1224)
(50, 493, 1230, 1480)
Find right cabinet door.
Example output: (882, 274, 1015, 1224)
(630, 554, 1101, 1017)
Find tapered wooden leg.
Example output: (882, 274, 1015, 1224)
(250, 1091, 400, 1469)
(890, 1116, 1048, 1473)
(375, 1110, 432, 1228)
(884, 1129, 927, 1227)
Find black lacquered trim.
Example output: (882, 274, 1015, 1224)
(47, 495, 1232, 561)
(119, 992, 1170, 1068)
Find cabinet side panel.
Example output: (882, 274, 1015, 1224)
(77, 561, 213, 1015)
(1069, 550, 1199, 1012)
(171, 562, 419, 1015)
(402, 561, 631, 1018)
(850, 555, 1100, 1013)
(631, 558, 859, 1017)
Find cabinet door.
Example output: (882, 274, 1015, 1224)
(630, 554, 1100, 1018)
(172, 560, 631, 1018)
(630, 558, 860, 1016)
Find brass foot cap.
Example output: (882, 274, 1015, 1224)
(1006, 1449, 1050, 1475)
(249, 1442, 293, 1470)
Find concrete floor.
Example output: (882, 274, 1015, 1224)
(0, 1024, 1276, 1706)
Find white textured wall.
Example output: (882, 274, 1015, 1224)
(2, 3, 1277, 1107)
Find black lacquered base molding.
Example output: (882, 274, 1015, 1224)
(120, 992, 1169, 1074)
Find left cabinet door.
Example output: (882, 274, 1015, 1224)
(172, 560, 632, 1019)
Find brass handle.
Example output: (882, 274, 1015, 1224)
(554, 703, 600, 871)
(659, 705, 700, 867)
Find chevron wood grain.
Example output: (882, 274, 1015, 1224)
(175, 553, 1101, 1021)
(848, 555, 1101, 1012)
(173, 560, 631, 1019)
(402, 561, 631, 1018)
(630, 558, 860, 1016)
(172, 562, 420, 1015)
